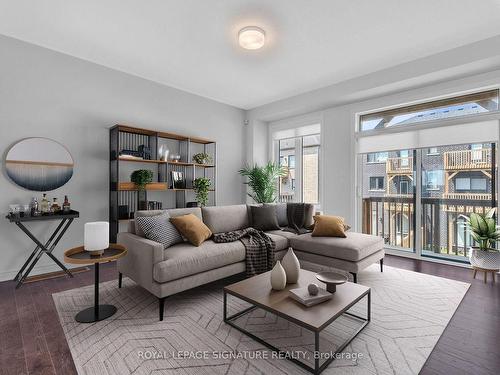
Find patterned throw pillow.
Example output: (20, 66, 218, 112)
(135, 213, 183, 248)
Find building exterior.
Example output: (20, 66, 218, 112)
(362, 143, 495, 261)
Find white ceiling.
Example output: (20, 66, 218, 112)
(1, 0, 500, 110)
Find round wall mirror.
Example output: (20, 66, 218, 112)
(5, 137, 74, 191)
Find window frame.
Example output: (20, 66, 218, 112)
(359, 89, 499, 132)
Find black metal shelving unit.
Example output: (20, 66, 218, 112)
(109, 124, 216, 242)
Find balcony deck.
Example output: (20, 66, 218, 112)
(444, 149, 491, 170)
(386, 157, 413, 174)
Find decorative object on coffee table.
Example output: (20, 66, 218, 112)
(308, 283, 319, 295)
(64, 244, 127, 323)
(282, 247, 300, 283)
(5, 137, 74, 191)
(289, 285, 333, 307)
(270, 260, 287, 290)
(84, 222, 109, 256)
(315, 271, 348, 293)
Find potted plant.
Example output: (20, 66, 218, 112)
(131, 169, 153, 210)
(192, 152, 213, 165)
(463, 208, 500, 270)
(193, 177, 211, 207)
(238, 162, 287, 203)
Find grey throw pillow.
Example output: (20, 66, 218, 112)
(250, 205, 280, 231)
(264, 203, 288, 227)
(135, 212, 183, 249)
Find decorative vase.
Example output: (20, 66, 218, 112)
(158, 145, 164, 161)
(163, 149, 170, 162)
(137, 190, 148, 211)
(282, 247, 300, 283)
(270, 261, 287, 290)
(469, 247, 500, 270)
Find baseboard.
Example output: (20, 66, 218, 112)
(0, 263, 87, 282)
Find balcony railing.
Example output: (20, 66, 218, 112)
(279, 193, 294, 203)
(362, 196, 494, 258)
(386, 157, 413, 174)
(444, 149, 491, 170)
(443, 192, 492, 200)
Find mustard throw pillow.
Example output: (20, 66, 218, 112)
(170, 214, 212, 246)
(311, 215, 346, 238)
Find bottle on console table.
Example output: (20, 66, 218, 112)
(63, 195, 71, 213)
(30, 197, 40, 216)
(51, 198, 61, 213)
(40, 193, 50, 214)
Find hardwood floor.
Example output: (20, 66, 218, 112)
(0, 255, 498, 375)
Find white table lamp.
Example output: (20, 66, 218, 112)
(84, 222, 109, 256)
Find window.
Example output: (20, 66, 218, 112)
(427, 147, 439, 155)
(369, 176, 384, 190)
(362, 142, 497, 262)
(425, 170, 441, 190)
(360, 90, 499, 131)
(275, 126, 320, 205)
(367, 152, 388, 163)
(454, 176, 486, 192)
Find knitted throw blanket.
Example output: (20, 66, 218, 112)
(283, 202, 310, 235)
(213, 228, 275, 277)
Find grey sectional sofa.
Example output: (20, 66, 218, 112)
(117, 204, 384, 320)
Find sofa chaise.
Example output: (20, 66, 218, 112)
(117, 204, 384, 320)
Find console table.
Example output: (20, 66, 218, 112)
(6, 210, 79, 288)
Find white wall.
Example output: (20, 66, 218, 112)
(0, 35, 246, 281)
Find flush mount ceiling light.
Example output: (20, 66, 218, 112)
(238, 26, 266, 50)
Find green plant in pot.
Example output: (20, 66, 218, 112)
(193, 177, 211, 207)
(131, 169, 153, 210)
(192, 152, 213, 165)
(239, 162, 287, 203)
(463, 208, 500, 270)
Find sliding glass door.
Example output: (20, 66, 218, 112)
(361, 149, 416, 252)
(361, 143, 497, 262)
(421, 143, 496, 261)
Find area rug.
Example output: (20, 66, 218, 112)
(52, 264, 469, 375)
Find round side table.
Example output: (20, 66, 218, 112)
(64, 244, 127, 323)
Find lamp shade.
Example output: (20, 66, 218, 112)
(84, 222, 109, 251)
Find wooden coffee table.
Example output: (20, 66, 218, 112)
(223, 269, 370, 374)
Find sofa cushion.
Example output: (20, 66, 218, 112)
(266, 229, 298, 240)
(153, 240, 245, 283)
(311, 215, 346, 238)
(135, 212, 183, 249)
(289, 232, 384, 262)
(265, 232, 289, 251)
(134, 208, 202, 237)
(264, 203, 288, 227)
(202, 205, 249, 234)
(170, 214, 212, 246)
(250, 205, 280, 231)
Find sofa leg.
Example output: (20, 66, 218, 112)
(350, 272, 357, 283)
(159, 297, 166, 321)
(118, 272, 123, 288)
(380, 259, 384, 273)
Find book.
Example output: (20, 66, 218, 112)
(289, 287, 333, 307)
